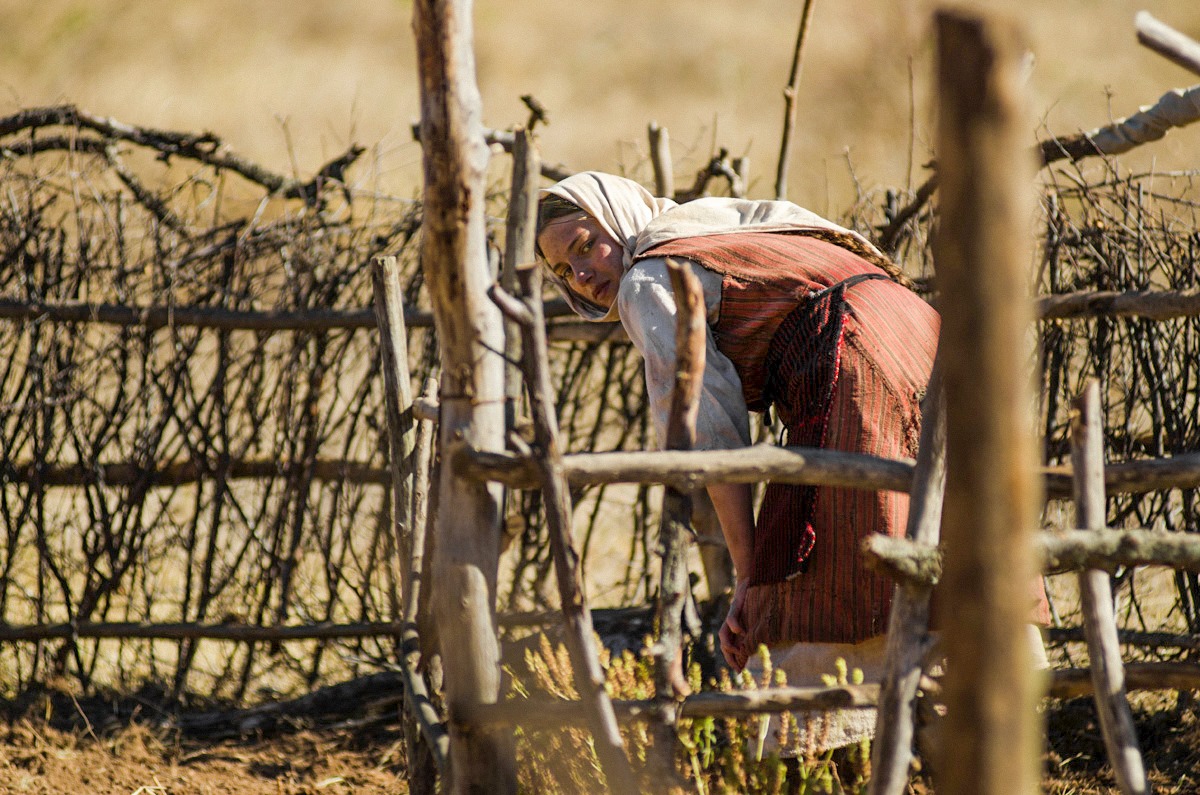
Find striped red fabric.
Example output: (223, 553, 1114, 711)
(640, 232, 946, 646)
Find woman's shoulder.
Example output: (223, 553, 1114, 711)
(636, 196, 842, 254)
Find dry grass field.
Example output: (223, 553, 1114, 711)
(3, 1, 1200, 792)
(2, 0, 1198, 212)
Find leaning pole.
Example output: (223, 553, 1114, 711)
(412, 0, 516, 792)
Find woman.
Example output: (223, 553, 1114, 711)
(535, 171, 1044, 678)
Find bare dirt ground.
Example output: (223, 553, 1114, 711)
(3, 680, 1198, 793)
(0, 685, 409, 795)
(1040, 691, 1200, 795)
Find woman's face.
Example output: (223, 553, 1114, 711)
(537, 213, 625, 310)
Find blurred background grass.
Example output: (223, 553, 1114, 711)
(1, 0, 1198, 215)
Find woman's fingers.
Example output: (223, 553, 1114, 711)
(720, 579, 750, 670)
(719, 616, 745, 670)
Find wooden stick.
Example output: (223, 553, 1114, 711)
(864, 527, 1200, 584)
(411, 377, 440, 652)
(0, 457, 393, 488)
(1137, 11, 1200, 78)
(8, 442, 1200, 499)
(0, 296, 584, 334)
(654, 259, 706, 692)
(413, 0, 515, 787)
(456, 442, 916, 491)
(491, 268, 639, 794)
(0, 297, 394, 331)
(372, 256, 419, 621)
(0, 104, 364, 205)
(1037, 287, 1200, 320)
(15, 286, 1200, 338)
(1071, 381, 1148, 794)
(774, 0, 818, 201)
(502, 128, 539, 427)
(1048, 662, 1200, 700)
(934, 12, 1042, 794)
(459, 443, 1200, 498)
(0, 621, 408, 642)
(869, 360, 945, 795)
(1046, 627, 1200, 653)
(1039, 82, 1200, 163)
(648, 122, 675, 199)
(646, 259, 706, 785)
(372, 256, 449, 783)
(462, 659, 1200, 730)
(481, 127, 573, 182)
(459, 683, 882, 731)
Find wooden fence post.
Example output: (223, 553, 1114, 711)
(372, 256, 418, 624)
(489, 267, 639, 793)
(413, 0, 515, 791)
(648, 122, 674, 199)
(1072, 381, 1148, 795)
(371, 258, 448, 792)
(647, 259, 708, 788)
(503, 127, 539, 427)
(933, 10, 1042, 795)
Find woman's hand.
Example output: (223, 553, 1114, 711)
(705, 481, 755, 671)
(719, 577, 750, 671)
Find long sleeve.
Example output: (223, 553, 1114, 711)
(616, 258, 751, 451)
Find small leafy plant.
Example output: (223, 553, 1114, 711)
(506, 635, 872, 794)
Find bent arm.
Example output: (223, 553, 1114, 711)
(617, 259, 751, 452)
(706, 481, 754, 577)
(618, 258, 756, 574)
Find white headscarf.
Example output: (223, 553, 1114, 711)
(540, 171, 881, 321)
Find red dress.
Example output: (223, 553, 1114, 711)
(640, 231, 1049, 651)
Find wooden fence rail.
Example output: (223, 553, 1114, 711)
(0, 621, 405, 642)
(9, 287, 1200, 333)
(8, 445, 1200, 503)
(864, 527, 1200, 586)
(456, 660, 1200, 732)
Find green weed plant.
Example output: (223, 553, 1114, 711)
(507, 635, 872, 794)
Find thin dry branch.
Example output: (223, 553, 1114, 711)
(0, 104, 364, 204)
(774, 0, 818, 201)
(880, 76, 1200, 252)
(0, 621, 404, 642)
(2, 457, 390, 488)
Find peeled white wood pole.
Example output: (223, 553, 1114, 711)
(1072, 381, 1149, 795)
(412, 0, 515, 790)
(1137, 11, 1200, 78)
(933, 10, 1043, 795)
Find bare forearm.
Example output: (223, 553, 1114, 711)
(705, 481, 754, 577)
